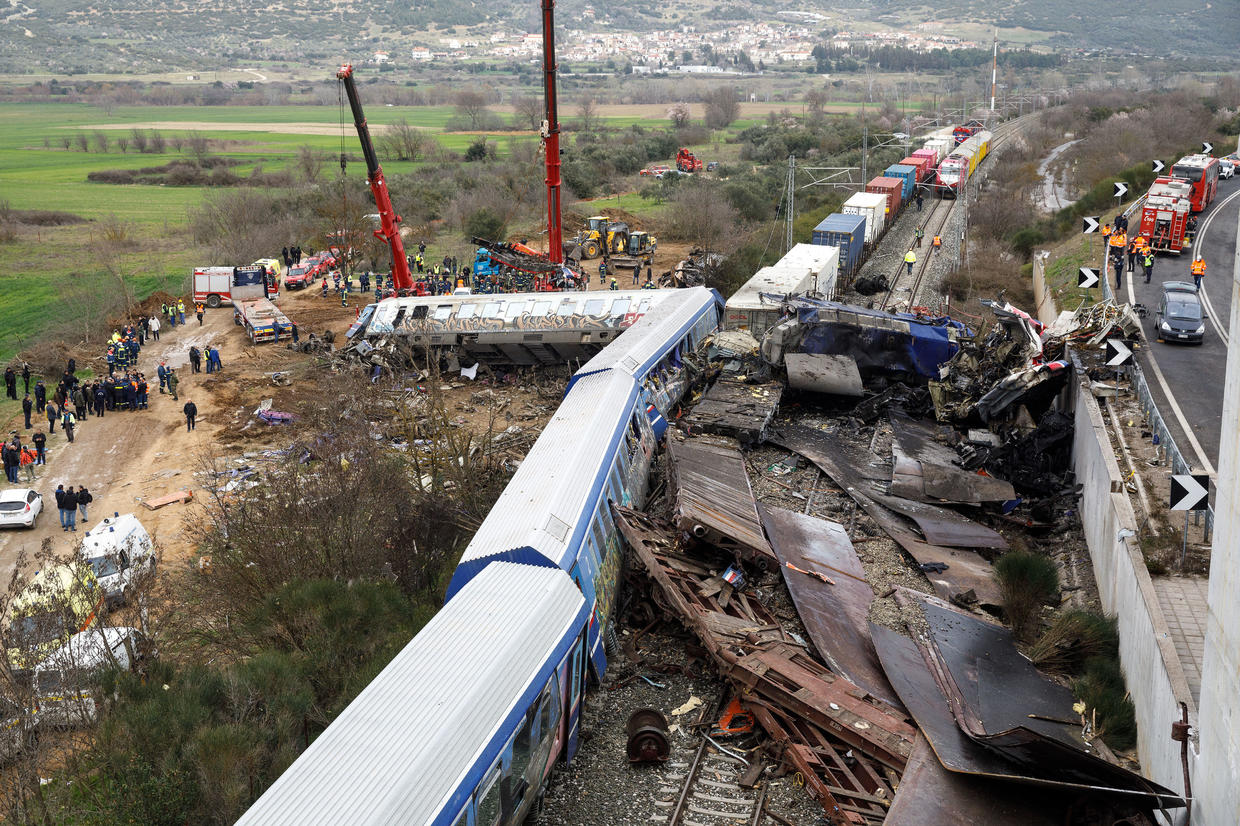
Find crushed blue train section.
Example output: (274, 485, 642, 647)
(768, 295, 970, 380)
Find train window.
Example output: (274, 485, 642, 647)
(433, 305, 454, 321)
(409, 305, 426, 320)
(583, 298, 606, 316)
(476, 767, 502, 826)
(532, 300, 552, 316)
(504, 301, 529, 320)
(609, 298, 630, 317)
(539, 685, 559, 739)
(456, 304, 478, 320)
(571, 634, 584, 704)
(556, 300, 578, 317)
(636, 299, 651, 315)
(510, 715, 533, 789)
(482, 302, 502, 318)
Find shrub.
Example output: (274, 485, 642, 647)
(463, 207, 506, 243)
(994, 550, 1059, 641)
(1029, 610, 1117, 674)
(1073, 655, 1138, 751)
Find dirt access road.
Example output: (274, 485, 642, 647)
(0, 311, 240, 586)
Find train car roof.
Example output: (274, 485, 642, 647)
(571, 286, 720, 382)
(447, 369, 639, 595)
(364, 289, 677, 337)
(236, 562, 586, 826)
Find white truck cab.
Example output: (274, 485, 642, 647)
(79, 513, 155, 606)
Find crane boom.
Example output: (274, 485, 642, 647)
(541, 0, 563, 266)
(336, 64, 414, 293)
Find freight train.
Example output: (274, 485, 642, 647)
(809, 123, 997, 288)
(235, 287, 723, 826)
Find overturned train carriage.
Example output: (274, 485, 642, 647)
(238, 287, 723, 826)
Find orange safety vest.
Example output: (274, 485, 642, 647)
(932, 235, 942, 247)
(1109, 232, 1126, 248)
(1101, 224, 1112, 238)
(1191, 259, 1207, 276)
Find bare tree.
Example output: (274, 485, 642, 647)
(190, 188, 298, 264)
(378, 119, 427, 162)
(576, 96, 599, 132)
(512, 94, 544, 130)
(666, 102, 691, 128)
(129, 128, 148, 153)
(453, 90, 491, 130)
(703, 86, 740, 129)
(92, 130, 109, 153)
(295, 145, 325, 184)
(116, 135, 129, 153)
(665, 183, 740, 255)
(74, 132, 89, 152)
(187, 131, 210, 163)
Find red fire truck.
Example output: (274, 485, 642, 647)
(1170, 154, 1220, 212)
(1138, 178, 1193, 255)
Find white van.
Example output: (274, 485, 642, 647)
(78, 514, 155, 607)
(33, 627, 152, 727)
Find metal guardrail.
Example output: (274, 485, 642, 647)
(1101, 195, 1214, 540)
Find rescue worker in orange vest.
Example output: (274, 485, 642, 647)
(1191, 256, 1206, 290)
(1126, 236, 1143, 274)
(932, 234, 942, 250)
(1108, 229, 1127, 271)
(1100, 222, 1112, 241)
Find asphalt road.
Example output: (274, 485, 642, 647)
(1120, 174, 1240, 472)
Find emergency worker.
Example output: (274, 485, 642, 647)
(904, 249, 916, 275)
(1191, 256, 1206, 290)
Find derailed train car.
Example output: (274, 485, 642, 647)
(237, 286, 724, 826)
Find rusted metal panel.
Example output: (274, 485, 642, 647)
(872, 594, 1185, 810)
(748, 703, 852, 826)
(615, 503, 915, 776)
(721, 643, 914, 772)
(666, 434, 776, 568)
(870, 490, 1008, 550)
(758, 504, 902, 710)
(684, 377, 783, 445)
(770, 425, 1003, 607)
(889, 415, 1016, 504)
(886, 734, 1069, 826)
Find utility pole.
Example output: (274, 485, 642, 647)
(861, 125, 868, 186)
(784, 155, 796, 254)
(989, 28, 998, 125)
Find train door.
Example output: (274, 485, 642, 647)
(564, 630, 588, 762)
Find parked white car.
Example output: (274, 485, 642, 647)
(1219, 158, 1235, 179)
(78, 513, 155, 606)
(0, 489, 42, 529)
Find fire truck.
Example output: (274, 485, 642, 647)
(1169, 154, 1220, 213)
(1138, 178, 1193, 255)
(676, 147, 703, 173)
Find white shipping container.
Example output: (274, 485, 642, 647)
(925, 139, 951, 165)
(776, 244, 840, 299)
(842, 192, 888, 243)
(725, 265, 814, 333)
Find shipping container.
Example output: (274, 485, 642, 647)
(911, 149, 937, 179)
(811, 213, 866, 282)
(925, 139, 951, 165)
(778, 243, 841, 300)
(903, 155, 932, 184)
(842, 192, 887, 244)
(725, 265, 815, 333)
(885, 164, 917, 201)
(866, 177, 903, 222)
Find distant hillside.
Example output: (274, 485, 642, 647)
(0, 0, 1236, 74)
(867, 0, 1240, 57)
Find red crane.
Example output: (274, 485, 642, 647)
(336, 64, 414, 293)
(541, 0, 564, 266)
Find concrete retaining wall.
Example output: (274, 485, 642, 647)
(1032, 252, 1061, 327)
(1070, 360, 1195, 818)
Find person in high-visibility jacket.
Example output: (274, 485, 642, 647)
(904, 249, 916, 275)
(1101, 223, 1112, 241)
(1191, 256, 1206, 290)
(1109, 230, 1127, 269)
(932, 235, 942, 250)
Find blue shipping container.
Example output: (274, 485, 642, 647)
(885, 164, 917, 201)
(811, 213, 866, 277)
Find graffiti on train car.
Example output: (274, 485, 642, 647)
(390, 311, 632, 337)
(592, 526, 624, 640)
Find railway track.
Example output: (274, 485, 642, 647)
(876, 116, 1033, 313)
(653, 738, 768, 826)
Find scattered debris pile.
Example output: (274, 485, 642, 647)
(659, 248, 723, 289)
